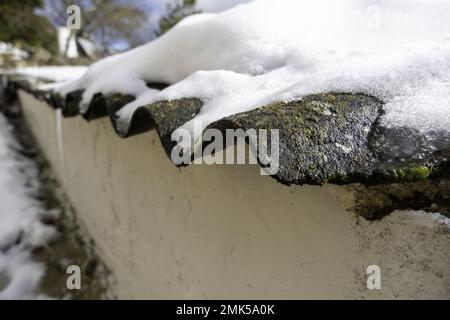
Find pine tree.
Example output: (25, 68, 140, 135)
(0, 0, 58, 54)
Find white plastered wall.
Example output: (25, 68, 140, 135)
(18, 90, 450, 299)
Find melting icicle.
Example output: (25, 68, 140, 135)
(55, 108, 65, 172)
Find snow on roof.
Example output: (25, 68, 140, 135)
(4, 0, 450, 185)
(14, 66, 88, 83)
(55, 0, 450, 142)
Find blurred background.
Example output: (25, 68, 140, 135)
(0, 0, 253, 68)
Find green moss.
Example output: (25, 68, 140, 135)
(400, 166, 432, 180)
(380, 166, 432, 183)
(12, 78, 448, 186)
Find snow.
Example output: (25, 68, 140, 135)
(10, 66, 88, 93)
(55, 0, 450, 144)
(14, 66, 88, 83)
(0, 114, 56, 299)
(0, 43, 28, 60)
(196, 0, 254, 12)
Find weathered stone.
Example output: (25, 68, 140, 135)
(3, 76, 449, 188)
(207, 93, 382, 185)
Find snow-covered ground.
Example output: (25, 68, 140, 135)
(0, 43, 28, 60)
(53, 0, 450, 145)
(0, 113, 56, 299)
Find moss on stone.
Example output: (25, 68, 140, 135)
(6, 73, 450, 187)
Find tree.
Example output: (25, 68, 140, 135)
(0, 0, 58, 54)
(158, 0, 199, 36)
(45, 0, 148, 55)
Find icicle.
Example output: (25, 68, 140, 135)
(55, 108, 65, 172)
